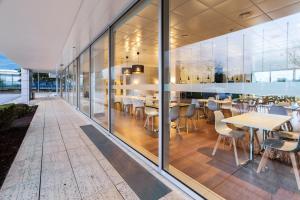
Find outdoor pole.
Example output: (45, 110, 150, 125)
(37, 72, 40, 93)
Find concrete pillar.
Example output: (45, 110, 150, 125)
(20, 68, 30, 104)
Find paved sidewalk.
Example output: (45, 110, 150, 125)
(0, 98, 190, 200)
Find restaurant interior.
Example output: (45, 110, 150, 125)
(63, 0, 300, 199)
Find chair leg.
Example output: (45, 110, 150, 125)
(241, 139, 247, 159)
(254, 132, 261, 152)
(290, 152, 300, 190)
(144, 116, 149, 128)
(212, 135, 222, 156)
(232, 138, 239, 166)
(186, 118, 189, 134)
(257, 148, 269, 173)
(151, 116, 154, 131)
(192, 118, 197, 130)
(176, 119, 181, 135)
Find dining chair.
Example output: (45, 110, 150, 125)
(213, 111, 247, 166)
(169, 105, 180, 135)
(144, 107, 158, 131)
(207, 100, 218, 123)
(191, 99, 205, 119)
(257, 135, 300, 190)
(183, 104, 197, 134)
(132, 99, 144, 119)
(248, 99, 257, 112)
(122, 97, 132, 114)
(269, 105, 293, 131)
(221, 98, 232, 110)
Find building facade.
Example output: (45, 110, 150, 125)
(60, 0, 300, 199)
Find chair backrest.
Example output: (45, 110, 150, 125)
(132, 99, 144, 107)
(145, 96, 154, 106)
(208, 100, 218, 111)
(122, 97, 132, 105)
(231, 107, 240, 116)
(269, 105, 287, 116)
(169, 105, 180, 122)
(191, 99, 200, 108)
(214, 111, 228, 134)
(185, 104, 196, 118)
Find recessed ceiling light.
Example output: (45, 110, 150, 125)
(239, 11, 252, 19)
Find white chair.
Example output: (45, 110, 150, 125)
(132, 99, 144, 118)
(144, 107, 158, 131)
(257, 135, 300, 190)
(183, 104, 197, 134)
(212, 111, 247, 166)
(169, 105, 180, 135)
(122, 97, 132, 114)
(191, 99, 205, 119)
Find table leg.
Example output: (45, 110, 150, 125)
(249, 127, 254, 161)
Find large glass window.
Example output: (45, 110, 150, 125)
(79, 49, 90, 116)
(69, 61, 78, 106)
(163, 0, 300, 199)
(111, 0, 159, 163)
(73, 60, 78, 107)
(91, 32, 109, 129)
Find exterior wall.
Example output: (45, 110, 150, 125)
(20, 68, 30, 104)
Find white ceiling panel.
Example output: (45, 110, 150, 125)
(0, 0, 82, 71)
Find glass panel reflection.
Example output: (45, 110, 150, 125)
(79, 50, 90, 116)
(164, 0, 300, 199)
(111, 0, 159, 163)
(91, 32, 109, 129)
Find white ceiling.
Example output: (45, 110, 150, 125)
(1, 0, 300, 71)
(0, 0, 135, 71)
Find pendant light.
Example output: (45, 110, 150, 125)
(122, 56, 132, 75)
(132, 52, 144, 74)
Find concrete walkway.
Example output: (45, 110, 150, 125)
(0, 98, 190, 200)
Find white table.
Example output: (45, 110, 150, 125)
(222, 112, 292, 161)
(198, 99, 232, 110)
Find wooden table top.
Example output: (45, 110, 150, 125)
(222, 111, 292, 131)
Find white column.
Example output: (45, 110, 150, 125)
(20, 68, 30, 104)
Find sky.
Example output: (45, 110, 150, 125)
(0, 54, 20, 70)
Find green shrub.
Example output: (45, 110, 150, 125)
(0, 103, 37, 130)
(13, 104, 30, 118)
(0, 104, 16, 129)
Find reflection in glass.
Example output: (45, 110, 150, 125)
(164, 0, 300, 199)
(91, 32, 109, 129)
(79, 50, 90, 116)
(111, 0, 159, 163)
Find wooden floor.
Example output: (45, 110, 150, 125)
(0, 98, 188, 200)
(95, 106, 300, 200)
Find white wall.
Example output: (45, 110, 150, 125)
(20, 68, 30, 104)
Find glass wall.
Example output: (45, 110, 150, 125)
(68, 61, 77, 106)
(91, 32, 109, 129)
(32, 72, 57, 92)
(0, 69, 21, 91)
(162, 0, 300, 199)
(73, 60, 78, 107)
(62, 0, 300, 199)
(111, 0, 159, 163)
(79, 49, 90, 116)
